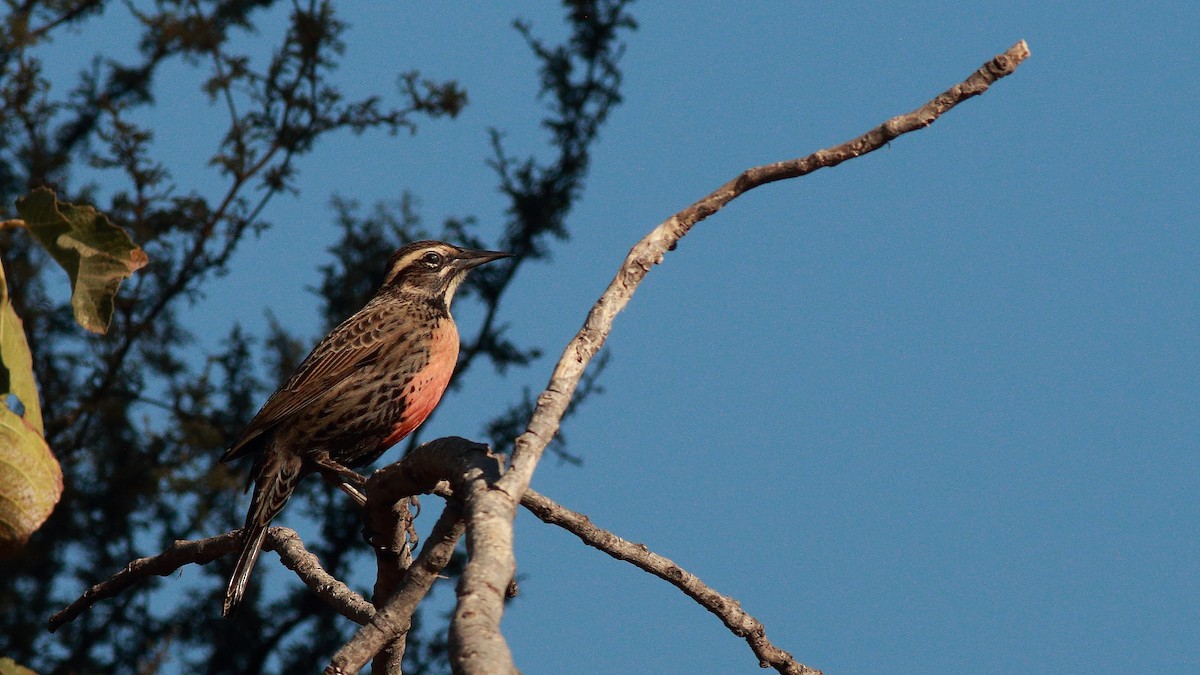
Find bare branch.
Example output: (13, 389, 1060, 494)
(270, 526, 376, 624)
(520, 488, 819, 674)
(49, 527, 371, 632)
(451, 40, 1031, 674)
(49, 532, 238, 633)
(370, 495, 418, 674)
(329, 503, 466, 675)
(326, 436, 502, 674)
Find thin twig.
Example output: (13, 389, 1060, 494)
(49, 526, 372, 632)
(450, 40, 1032, 675)
(520, 488, 818, 674)
(24, 0, 104, 43)
(49, 532, 239, 632)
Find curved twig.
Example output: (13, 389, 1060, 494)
(520, 488, 817, 674)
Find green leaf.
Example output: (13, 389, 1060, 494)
(0, 406, 60, 558)
(15, 187, 148, 334)
(0, 260, 42, 436)
(0, 257, 57, 558)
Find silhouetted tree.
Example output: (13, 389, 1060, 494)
(0, 1, 633, 672)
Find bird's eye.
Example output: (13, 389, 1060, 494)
(421, 251, 444, 268)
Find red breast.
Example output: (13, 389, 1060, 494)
(382, 318, 460, 446)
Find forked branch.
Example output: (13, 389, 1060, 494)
(326, 437, 505, 675)
(450, 40, 1031, 675)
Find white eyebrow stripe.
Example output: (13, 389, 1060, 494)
(384, 244, 459, 286)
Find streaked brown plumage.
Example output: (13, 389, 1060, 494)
(220, 240, 510, 616)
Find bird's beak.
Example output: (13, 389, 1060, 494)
(454, 248, 513, 270)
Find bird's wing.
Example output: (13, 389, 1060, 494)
(222, 300, 405, 462)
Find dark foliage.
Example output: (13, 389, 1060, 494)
(0, 0, 635, 672)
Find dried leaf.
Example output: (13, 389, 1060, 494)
(15, 187, 148, 334)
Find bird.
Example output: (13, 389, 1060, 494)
(219, 240, 511, 616)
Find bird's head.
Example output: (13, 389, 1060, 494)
(382, 240, 512, 309)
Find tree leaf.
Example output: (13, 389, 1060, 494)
(15, 187, 148, 334)
(0, 260, 42, 436)
(0, 406, 61, 558)
(0, 257, 57, 558)
(0, 657, 41, 675)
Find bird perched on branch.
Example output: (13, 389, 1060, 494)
(220, 240, 510, 616)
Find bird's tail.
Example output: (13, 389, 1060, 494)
(223, 449, 303, 617)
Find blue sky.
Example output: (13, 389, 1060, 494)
(43, 2, 1200, 673)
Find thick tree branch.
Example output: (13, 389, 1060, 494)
(326, 437, 503, 674)
(450, 40, 1031, 674)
